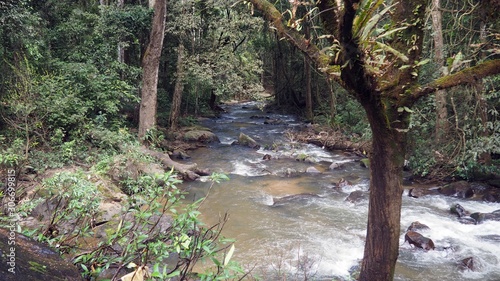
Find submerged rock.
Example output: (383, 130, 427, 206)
(305, 166, 321, 174)
(458, 257, 478, 272)
(345, 190, 366, 203)
(476, 234, 500, 242)
(470, 211, 500, 224)
(272, 193, 321, 206)
(408, 187, 440, 198)
(329, 162, 344, 170)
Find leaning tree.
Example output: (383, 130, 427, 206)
(247, 0, 500, 280)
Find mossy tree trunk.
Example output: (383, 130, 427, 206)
(248, 0, 500, 280)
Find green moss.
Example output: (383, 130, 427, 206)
(28, 261, 48, 274)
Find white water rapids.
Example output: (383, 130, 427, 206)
(180, 102, 500, 280)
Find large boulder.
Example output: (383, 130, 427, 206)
(0, 228, 82, 281)
(233, 133, 260, 149)
(183, 130, 219, 143)
(404, 231, 435, 250)
(438, 181, 474, 198)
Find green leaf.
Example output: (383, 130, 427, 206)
(375, 42, 409, 62)
(80, 264, 89, 272)
(415, 59, 430, 67)
(165, 270, 180, 278)
(376, 26, 408, 40)
(360, 4, 396, 41)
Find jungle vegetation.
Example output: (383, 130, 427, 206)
(1, 0, 499, 280)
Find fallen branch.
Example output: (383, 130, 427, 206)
(292, 127, 371, 155)
(139, 146, 209, 181)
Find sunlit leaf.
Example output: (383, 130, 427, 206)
(224, 244, 235, 266)
(375, 42, 409, 62)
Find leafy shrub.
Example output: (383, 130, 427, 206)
(20, 171, 101, 249)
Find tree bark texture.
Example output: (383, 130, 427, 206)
(359, 102, 407, 281)
(138, 0, 166, 139)
(169, 43, 185, 130)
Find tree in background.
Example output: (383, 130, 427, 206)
(408, 0, 500, 180)
(248, 0, 500, 279)
(156, 0, 265, 128)
(138, 0, 166, 139)
(431, 0, 448, 144)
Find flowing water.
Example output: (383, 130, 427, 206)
(180, 102, 500, 280)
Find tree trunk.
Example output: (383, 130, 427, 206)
(117, 0, 125, 65)
(169, 43, 185, 130)
(304, 23, 313, 121)
(138, 0, 166, 139)
(305, 57, 312, 120)
(327, 79, 337, 125)
(432, 0, 448, 143)
(359, 106, 406, 281)
(476, 19, 492, 165)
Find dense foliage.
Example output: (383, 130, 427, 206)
(0, 0, 499, 279)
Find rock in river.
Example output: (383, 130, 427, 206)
(404, 231, 435, 251)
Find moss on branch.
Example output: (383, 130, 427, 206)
(411, 59, 500, 103)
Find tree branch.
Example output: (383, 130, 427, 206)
(411, 59, 500, 101)
(339, 0, 377, 103)
(317, 0, 340, 38)
(139, 146, 210, 181)
(247, 0, 340, 79)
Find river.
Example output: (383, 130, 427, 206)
(180, 101, 500, 281)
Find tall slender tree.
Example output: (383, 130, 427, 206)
(138, 0, 166, 139)
(169, 43, 185, 130)
(431, 0, 448, 144)
(248, 0, 500, 280)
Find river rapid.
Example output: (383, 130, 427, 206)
(180, 102, 500, 281)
